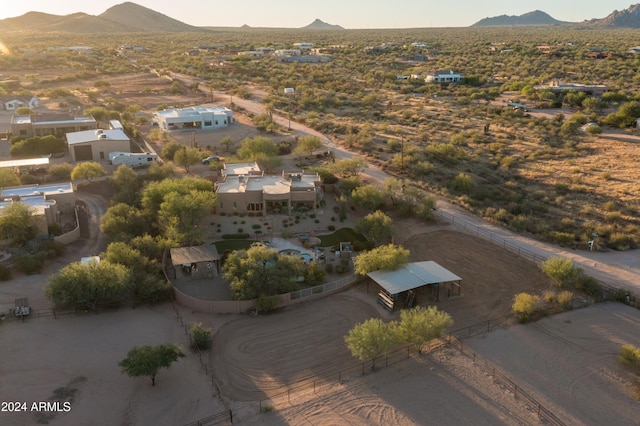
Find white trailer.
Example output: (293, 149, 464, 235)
(110, 152, 158, 168)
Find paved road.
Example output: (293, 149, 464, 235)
(173, 73, 640, 294)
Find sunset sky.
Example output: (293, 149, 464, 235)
(0, 1, 632, 29)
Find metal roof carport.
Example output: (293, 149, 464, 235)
(367, 261, 462, 310)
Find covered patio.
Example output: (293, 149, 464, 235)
(367, 261, 462, 311)
(168, 245, 221, 279)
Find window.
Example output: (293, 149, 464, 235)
(204, 120, 212, 126)
(215, 120, 218, 125)
(233, 201, 236, 209)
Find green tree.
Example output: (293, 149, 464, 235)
(48, 163, 73, 181)
(512, 292, 540, 322)
(161, 141, 183, 161)
(354, 210, 394, 246)
(333, 157, 367, 177)
(541, 257, 581, 287)
(353, 244, 410, 275)
(119, 344, 185, 386)
(102, 241, 169, 303)
(237, 136, 280, 170)
(173, 146, 202, 172)
(398, 306, 453, 353)
(0, 202, 37, 244)
(71, 162, 105, 183)
(158, 189, 216, 244)
(141, 177, 213, 222)
(101, 203, 150, 242)
(304, 261, 325, 285)
(223, 243, 305, 300)
(189, 323, 213, 350)
(220, 135, 234, 153)
(351, 184, 386, 211)
(111, 165, 142, 206)
(345, 318, 397, 369)
(46, 261, 132, 310)
(293, 135, 324, 157)
(0, 168, 20, 187)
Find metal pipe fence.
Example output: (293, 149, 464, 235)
(447, 335, 566, 426)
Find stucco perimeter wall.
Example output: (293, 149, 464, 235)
(172, 273, 361, 314)
(172, 286, 255, 314)
(54, 207, 81, 245)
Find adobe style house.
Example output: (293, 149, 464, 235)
(0, 182, 75, 237)
(425, 70, 463, 83)
(152, 105, 233, 131)
(214, 163, 322, 215)
(10, 113, 97, 139)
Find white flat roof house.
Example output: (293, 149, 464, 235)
(153, 106, 233, 132)
(425, 70, 463, 84)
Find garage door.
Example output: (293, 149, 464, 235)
(74, 145, 93, 161)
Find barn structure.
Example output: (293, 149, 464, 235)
(367, 261, 462, 311)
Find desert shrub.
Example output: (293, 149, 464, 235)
(14, 252, 46, 274)
(449, 173, 474, 194)
(189, 322, 213, 351)
(619, 344, 640, 372)
(335, 258, 351, 274)
(512, 292, 540, 322)
(572, 273, 601, 297)
(556, 290, 574, 309)
(256, 294, 279, 313)
(252, 224, 261, 229)
(0, 264, 12, 281)
(325, 263, 334, 273)
(541, 257, 581, 287)
(608, 233, 637, 251)
(547, 231, 575, 246)
(39, 239, 65, 258)
(327, 225, 336, 231)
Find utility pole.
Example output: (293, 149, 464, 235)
(400, 134, 404, 174)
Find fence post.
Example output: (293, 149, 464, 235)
(229, 409, 233, 424)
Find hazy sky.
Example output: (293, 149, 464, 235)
(0, 1, 634, 28)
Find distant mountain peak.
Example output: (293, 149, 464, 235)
(585, 3, 640, 27)
(472, 10, 570, 27)
(301, 19, 344, 30)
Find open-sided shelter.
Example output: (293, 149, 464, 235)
(169, 245, 220, 278)
(367, 261, 462, 311)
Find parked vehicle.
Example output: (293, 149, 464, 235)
(201, 155, 223, 165)
(110, 152, 158, 168)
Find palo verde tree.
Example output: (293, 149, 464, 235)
(0, 201, 38, 245)
(398, 306, 453, 354)
(354, 210, 394, 246)
(344, 318, 397, 370)
(45, 260, 132, 310)
(223, 243, 305, 300)
(70, 161, 106, 183)
(540, 257, 581, 288)
(173, 146, 202, 172)
(119, 344, 185, 386)
(237, 136, 280, 170)
(293, 135, 324, 158)
(353, 244, 410, 275)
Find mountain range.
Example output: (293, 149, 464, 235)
(1, 2, 640, 33)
